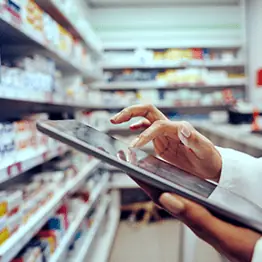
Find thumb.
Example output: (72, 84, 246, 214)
(178, 122, 213, 159)
(159, 193, 261, 262)
(159, 193, 230, 241)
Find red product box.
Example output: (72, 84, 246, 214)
(57, 204, 69, 230)
(37, 230, 58, 254)
(192, 48, 203, 60)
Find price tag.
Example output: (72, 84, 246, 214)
(22, 155, 42, 172)
(7, 162, 22, 177)
(43, 152, 48, 161)
(57, 146, 64, 155)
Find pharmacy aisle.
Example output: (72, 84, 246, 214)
(0, 0, 115, 261)
(1, 0, 262, 262)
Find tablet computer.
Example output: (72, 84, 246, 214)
(37, 120, 262, 234)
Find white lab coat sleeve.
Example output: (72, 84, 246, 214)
(215, 147, 262, 208)
(215, 147, 262, 262)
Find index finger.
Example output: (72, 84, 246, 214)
(110, 104, 167, 124)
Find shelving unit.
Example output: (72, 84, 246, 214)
(0, 1, 121, 261)
(0, 159, 101, 262)
(90, 190, 121, 262)
(50, 172, 109, 262)
(0, 144, 68, 184)
(0, 1, 123, 262)
(35, 0, 103, 57)
(0, 10, 81, 75)
(72, 196, 111, 262)
(0, 2, 103, 80)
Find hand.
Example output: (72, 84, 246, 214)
(111, 104, 222, 182)
(159, 193, 261, 262)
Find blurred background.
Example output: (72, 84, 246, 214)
(0, 0, 261, 261)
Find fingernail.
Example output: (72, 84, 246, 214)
(110, 112, 121, 122)
(178, 132, 188, 146)
(159, 193, 185, 215)
(130, 137, 140, 148)
(181, 126, 191, 138)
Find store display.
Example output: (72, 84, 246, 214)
(0, 0, 97, 74)
(8, 168, 107, 261)
(104, 48, 241, 64)
(105, 68, 245, 86)
(0, 54, 90, 105)
(0, 113, 63, 170)
(152, 48, 238, 62)
(86, 88, 238, 108)
(0, 152, 98, 249)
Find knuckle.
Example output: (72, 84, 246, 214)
(122, 108, 130, 114)
(139, 133, 148, 140)
(155, 120, 168, 128)
(145, 104, 156, 111)
(180, 120, 191, 129)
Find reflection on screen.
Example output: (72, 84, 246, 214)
(48, 120, 262, 222)
(51, 120, 216, 198)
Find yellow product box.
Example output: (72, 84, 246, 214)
(228, 73, 245, 79)
(0, 193, 7, 219)
(25, 0, 44, 40)
(58, 26, 73, 54)
(0, 202, 7, 218)
(73, 40, 84, 62)
(57, 25, 65, 52)
(0, 219, 9, 245)
(165, 49, 181, 61)
(156, 72, 166, 81)
(153, 52, 164, 61)
(38, 235, 57, 253)
(183, 49, 193, 60)
(82, 49, 90, 67)
(26, 1, 43, 28)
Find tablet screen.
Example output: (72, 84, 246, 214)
(49, 120, 217, 198)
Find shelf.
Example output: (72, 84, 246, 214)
(110, 173, 139, 189)
(193, 121, 262, 152)
(68, 159, 102, 194)
(90, 191, 121, 262)
(103, 41, 243, 50)
(50, 172, 109, 262)
(35, 0, 102, 57)
(0, 93, 231, 115)
(102, 60, 245, 70)
(0, 6, 97, 78)
(0, 159, 101, 262)
(85, 104, 230, 113)
(0, 94, 92, 117)
(0, 144, 68, 184)
(91, 80, 246, 91)
(72, 196, 111, 262)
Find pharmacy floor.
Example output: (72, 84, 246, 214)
(109, 220, 222, 262)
